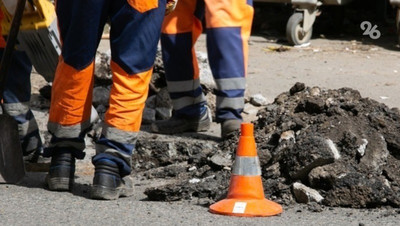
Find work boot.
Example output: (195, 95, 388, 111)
(221, 119, 242, 139)
(23, 147, 43, 163)
(90, 161, 134, 200)
(151, 109, 211, 134)
(45, 152, 75, 191)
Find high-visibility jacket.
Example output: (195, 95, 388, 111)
(0, 9, 43, 155)
(46, 0, 165, 176)
(161, 0, 254, 122)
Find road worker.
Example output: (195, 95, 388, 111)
(0, 7, 43, 162)
(44, 0, 167, 200)
(151, 0, 254, 139)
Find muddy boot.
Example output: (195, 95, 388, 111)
(151, 110, 211, 134)
(45, 152, 75, 191)
(90, 161, 134, 200)
(221, 119, 242, 139)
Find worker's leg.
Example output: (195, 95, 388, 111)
(205, 0, 254, 137)
(152, 0, 211, 134)
(1, 49, 43, 161)
(90, 0, 165, 200)
(45, 0, 110, 191)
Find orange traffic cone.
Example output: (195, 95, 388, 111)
(209, 123, 283, 217)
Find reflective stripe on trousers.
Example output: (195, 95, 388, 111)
(161, 0, 254, 122)
(1, 49, 42, 154)
(48, 0, 165, 175)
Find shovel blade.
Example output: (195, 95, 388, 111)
(0, 114, 25, 183)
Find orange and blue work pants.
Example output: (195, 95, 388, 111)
(46, 0, 165, 176)
(161, 0, 254, 122)
(0, 13, 43, 156)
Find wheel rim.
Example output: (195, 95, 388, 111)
(295, 23, 309, 44)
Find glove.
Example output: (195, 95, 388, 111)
(165, 0, 177, 15)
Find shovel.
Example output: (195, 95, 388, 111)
(0, 0, 28, 183)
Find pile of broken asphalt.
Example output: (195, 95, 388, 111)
(134, 83, 400, 209)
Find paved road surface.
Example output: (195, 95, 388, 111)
(2, 34, 400, 225)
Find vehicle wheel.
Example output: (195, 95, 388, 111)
(286, 12, 313, 46)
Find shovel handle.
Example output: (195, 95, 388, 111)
(0, 0, 27, 102)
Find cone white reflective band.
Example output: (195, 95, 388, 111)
(232, 156, 262, 176)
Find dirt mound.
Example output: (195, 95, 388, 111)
(139, 83, 400, 208)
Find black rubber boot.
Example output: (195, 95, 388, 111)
(90, 161, 134, 200)
(45, 152, 75, 191)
